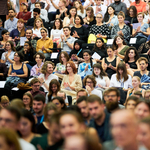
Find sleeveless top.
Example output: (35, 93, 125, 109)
(105, 57, 116, 79)
(129, 90, 143, 96)
(11, 63, 24, 75)
(128, 61, 137, 69)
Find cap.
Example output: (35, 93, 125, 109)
(21, 2, 28, 7)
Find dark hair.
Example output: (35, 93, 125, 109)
(116, 62, 129, 82)
(51, 96, 67, 110)
(53, 18, 63, 30)
(24, 41, 36, 54)
(93, 38, 106, 52)
(125, 96, 139, 107)
(59, 51, 69, 64)
(34, 52, 45, 60)
(69, 6, 77, 18)
(63, 26, 71, 31)
(75, 15, 84, 25)
(87, 95, 103, 104)
(66, 105, 82, 115)
(83, 75, 96, 87)
(77, 96, 88, 104)
(33, 8, 40, 14)
(106, 46, 115, 51)
(30, 78, 41, 85)
(65, 61, 77, 74)
(20, 109, 36, 133)
(5, 41, 16, 51)
(35, 2, 42, 7)
(123, 47, 139, 63)
(127, 6, 137, 18)
(48, 79, 60, 96)
(15, 51, 24, 62)
(103, 6, 116, 22)
(8, 8, 16, 13)
(26, 28, 33, 34)
(33, 94, 45, 104)
(83, 49, 93, 68)
(135, 99, 150, 111)
(73, 40, 83, 51)
(93, 63, 107, 78)
(105, 87, 120, 97)
(1, 30, 9, 41)
(112, 35, 127, 50)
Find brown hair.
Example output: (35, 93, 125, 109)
(35, 2, 42, 7)
(105, 87, 120, 97)
(41, 61, 55, 74)
(77, 88, 88, 96)
(117, 11, 125, 18)
(30, 78, 41, 85)
(83, 75, 96, 87)
(23, 92, 33, 107)
(137, 12, 144, 18)
(48, 79, 60, 96)
(65, 61, 77, 74)
(87, 94, 103, 104)
(1, 95, 9, 103)
(60, 0, 66, 6)
(74, 0, 84, 14)
(17, 19, 25, 37)
(5, 41, 16, 51)
(137, 57, 148, 64)
(86, 7, 94, 22)
(33, 52, 45, 60)
(125, 96, 139, 108)
(59, 51, 69, 64)
(33, 17, 44, 30)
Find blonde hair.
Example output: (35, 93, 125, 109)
(117, 11, 125, 18)
(41, 61, 54, 74)
(1, 95, 9, 103)
(33, 18, 44, 30)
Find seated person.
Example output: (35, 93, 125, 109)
(138, 39, 150, 55)
(0, 63, 7, 80)
(17, 2, 31, 24)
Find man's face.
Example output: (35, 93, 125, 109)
(57, 92, 66, 100)
(0, 109, 19, 131)
(26, 30, 33, 39)
(111, 111, 137, 147)
(77, 101, 89, 118)
(31, 82, 40, 92)
(63, 28, 70, 36)
(105, 91, 120, 103)
(46, 64, 54, 74)
(76, 91, 87, 100)
(8, 10, 15, 18)
(88, 101, 104, 120)
(32, 100, 44, 115)
(35, 4, 41, 9)
(33, 12, 40, 19)
(139, 60, 148, 71)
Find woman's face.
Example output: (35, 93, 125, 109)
(35, 54, 43, 63)
(83, 52, 90, 61)
(74, 43, 80, 50)
(41, 29, 47, 38)
(126, 100, 136, 110)
(108, 7, 114, 15)
(55, 20, 60, 27)
(51, 84, 58, 93)
(137, 14, 143, 22)
(86, 78, 94, 89)
(75, 16, 81, 25)
(118, 15, 124, 23)
(96, 39, 103, 48)
(128, 50, 135, 58)
(116, 36, 123, 45)
(66, 63, 73, 73)
(52, 99, 62, 111)
(0, 136, 12, 150)
(70, 8, 76, 16)
(96, 14, 103, 23)
(146, 4, 150, 11)
(134, 102, 150, 120)
(118, 69, 123, 75)
(129, 8, 134, 16)
(5, 42, 11, 50)
(59, 114, 82, 138)
(107, 48, 114, 56)
(47, 110, 55, 120)
(2, 32, 9, 40)
(61, 53, 67, 62)
(58, 0, 65, 7)
(19, 117, 32, 137)
(94, 67, 101, 76)
(86, 10, 91, 17)
(17, 22, 24, 28)
(14, 53, 20, 62)
(75, 1, 80, 9)
(36, 20, 42, 28)
(23, 95, 31, 106)
(24, 43, 30, 50)
(132, 77, 140, 88)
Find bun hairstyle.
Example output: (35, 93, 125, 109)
(83, 49, 93, 68)
(117, 11, 125, 18)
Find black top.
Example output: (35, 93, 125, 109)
(127, 61, 137, 69)
(37, 123, 48, 135)
(56, 9, 69, 20)
(125, 15, 138, 24)
(47, 139, 64, 150)
(105, 57, 116, 79)
(133, 71, 150, 78)
(71, 26, 89, 42)
(138, 42, 150, 54)
(92, 48, 107, 60)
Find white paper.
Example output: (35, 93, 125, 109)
(107, 39, 114, 45)
(92, 52, 101, 60)
(130, 38, 137, 44)
(20, 37, 27, 46)
(51, 53, 58, 59)
(12, 87, 19, 91)
(0, 81, 6, 88)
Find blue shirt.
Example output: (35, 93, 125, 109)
(104, 15, 119, 27)
(4, 18, 18, 32)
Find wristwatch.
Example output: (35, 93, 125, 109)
(65, 41, 67, 43)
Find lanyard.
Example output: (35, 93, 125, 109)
(77, 49, 82, 56)
(40, 115, 44, 123)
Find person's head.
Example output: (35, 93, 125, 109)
(53, 18, 63, 30)
(22, 92, 33, 108)
(58, 0, 66, 7)
(19, 109, 36, 137)
(14, 51, 24, 63)
(75, 15, 84, 25)
(20, 2, 28, 11)
(25, 29, 33, 39)
(1, 96, 9, 108)
(57, 91, 66, 100)
(59, 51, 69, 64)
(137, 117, 150, 149)
(24, 41, 34, 52)
(0, 106, 21, 131)
(137, 12, 144, 22)
(65, 61, 77, 74)
(73, 40, 83, 51)
(0, 128, 21, 150)
(30, 78, 41, 92)
(94, 38, 105, 50)
(111, 110, 138, 148)
(86, 7, 94, 18)
(33, 17, 44, 30)
(48, 79, 60, 96)
(123, 47, 139, 63)
(144, 90, 150, 100)
(74, 1, 84, 14)
(33, 8, 40, 18)
(8, 9, 16, 18)
(107, 6, 115, 15)
(93, 63, 107, 78)
(134, 99, 150, 120)
(117, 11, 125, 23)
(77, 96, 89, 119)
(51, 97, 66, 111)
(63, 26, 71, 36)
(113, 35, 126, 50)
(17, 19, 24, 29)
(59, 111, 85, 138)
(5, 41, 16, 51)
(35, 2, 42, 9)
(10, 99, 24, 109)
(114, 0, 121, 4)
(83, 75, 96, 89)
(1, 30, 9, 41)
(125, 96, 139, 110)
(33, 94, 45, 115)
(87, 95, 104, 120)
(69, 6, 77, 18)
(44, 102, 58, 122)
(132, 76, 141, 88)
(34, 52, 45, 64)
(40, 27, 48, 38)
(106, 46, 115, 57)
(96, 13, 103, 23)
(83, 49, 92, 62)
(133, 90, 142, 98)
(41, 61, 54, 75)
(76, 89, 88, 100)
(127, 6, 137, 18)
(138, 57, 148, 72)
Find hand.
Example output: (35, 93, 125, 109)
(136, 26, 141, 33)
(46, 0, 50, 5)
(108, 63, 113, 68)
(38, 77, 44, 84)
(72, 31, 79, 38)
(98, 84, 103, 88)
(41, 46, 45, 51)
(96, 34, 102, 38)
(24, 48, 28, 54)
(86, 85, 92, 94)
(97, 7, 101, 11)
(147, 49, 150, 55)
(64, 8, 67, 13)
(70, 17, 73, 24)
(11, 72, 17, 76)
(85, 65, 88, 71)
(5, 53, 8, 59)
(103, 63, 107, 69)
(61, 70, 66, 74)
(126, 63, 130, 69)
(64, 82, 70, 88)
(110, 23, 114, 26)
(36, 68, 41, 74)
(60, 34, 64, 41)
(33, 34, 38, 38)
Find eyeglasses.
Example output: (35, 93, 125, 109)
(14, 55, 19, 57)
(86, 81, 93, 84)
(96, 17, 102, 19)
(33, 85, 40, 87)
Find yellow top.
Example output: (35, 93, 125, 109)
(36, 37, 53, 53)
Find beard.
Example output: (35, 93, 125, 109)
(106, 101, 119, 113)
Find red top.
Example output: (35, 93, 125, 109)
(16, 11, 31, 21)
(130, 1, 146, 13)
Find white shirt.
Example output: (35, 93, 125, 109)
(32, 28, 42, 38)
(19, 138, 36, 150)
(77, 10, 86, 18)
(91, 89, 103, 99)
(109, 73, 133, 90)
(83, 0, 96, 8)
(92, 5, 107, 17)
(50, 28, 63, 39)
(46, 0, 59, 12)
(95, 76, 107, 87)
